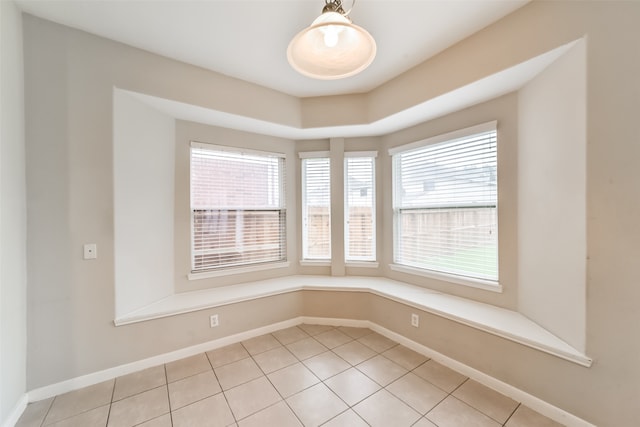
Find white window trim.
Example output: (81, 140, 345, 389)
(300, 152, 331, 261)
(188, 261, 290, 280)
(192, 140, 286, 159)
(345, 151, 378, 158)
(299, 259, 332, 267)
(190, 141, 287, 274)
(388, 121, 497, 156)
(389, 263, 502, 292)
(389, 121, 499, 290)
(344, 152, 377, 263)
(298, 151, 330, 159)
(346, 261, 380, 268)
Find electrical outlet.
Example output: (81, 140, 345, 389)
(209, 314, 219, 328)
(411, 313, 419, 328)
(83, 243, 97, 260)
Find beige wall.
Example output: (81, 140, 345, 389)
(518, 39, 587, 352)
(113, 89, 175, 318)
(0, 0, 27, 423)
(22, 14, 304, 388)
(21, 1, 640, 426)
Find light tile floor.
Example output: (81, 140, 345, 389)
(16, 324, 565, 427)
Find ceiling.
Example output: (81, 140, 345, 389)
(15, 0, 529, 98)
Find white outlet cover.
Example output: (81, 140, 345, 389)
(83, 243, 97, 260)
(411, 313, 419, 327)
(210, 314, 219, 328)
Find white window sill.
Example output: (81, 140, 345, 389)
(299, 260, 331, 267)
(389, 263, 502, 293)
(188, 261, 290, 280)
(113, 275, 591, 367)
(346, 261, 379, 268)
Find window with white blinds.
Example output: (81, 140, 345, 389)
(345, 153, 376, 262)
(190, 142, 286, 272)
(390, 122, 498, 282)
(301, 155, 331, 260)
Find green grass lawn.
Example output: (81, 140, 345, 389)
(415, 245, 498, 280)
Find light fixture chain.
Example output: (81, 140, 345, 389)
(343, 0, 356, 17)
(323, 0, 345, 15)
(322, 0, 357, 18)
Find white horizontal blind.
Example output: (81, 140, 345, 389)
(302, 157, 331, 260)
(345, 156, 376, 261)
(190, 144, 286, 272)
(392, 126, 498, 281)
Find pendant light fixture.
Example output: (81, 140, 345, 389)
(287, 0, 376, 80)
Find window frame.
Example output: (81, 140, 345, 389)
(300, 151, 332, 262)
(389, 121, 500, 291)
(188, 141, 288, 278)
(344, 151, 377, 264)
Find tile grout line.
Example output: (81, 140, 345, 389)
(37, 395, 55, 427)
(419, 364, 467, 426)
(315, 327, 386, 426)
(246, 336, 291, 424)
(105, 377, 117, 427)
(502, 402, 522, 427)
(205, 347, 237, 425)
(245, 331, 323, 425)
(429, 371, 525, 426)
(290, 326, 372, 427)
(163, 363, 174, 427)
(248, 326, 360, 426)
(385, 355, 460, 426)
(37, 381, 116, 427)
(227, 340, 257, 422)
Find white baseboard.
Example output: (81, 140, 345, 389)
(299, 316, 369, 328)
(26, 316, 594, 427)
(28, 317, 301, 402)
(1, 393, 28, 427)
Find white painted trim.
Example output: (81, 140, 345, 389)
(1, 394, 28, 427)
(298, 151, 330, 159)
(389, 263, 502, 293)
(299, 260, 331, 267)
(388, 120, 498, 155)
(190, 140, 286, 159)
(345, 261, 379, 268)
(28, 317, 301, 402)
(344, 151, 378, 158)
(26, 316, 594, 427)
(300, 316, 370, 328)
(113, 275, 591, 367)
(187, 261, 290, 280)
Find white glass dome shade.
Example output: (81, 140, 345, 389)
(287, 10, 377, 80)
